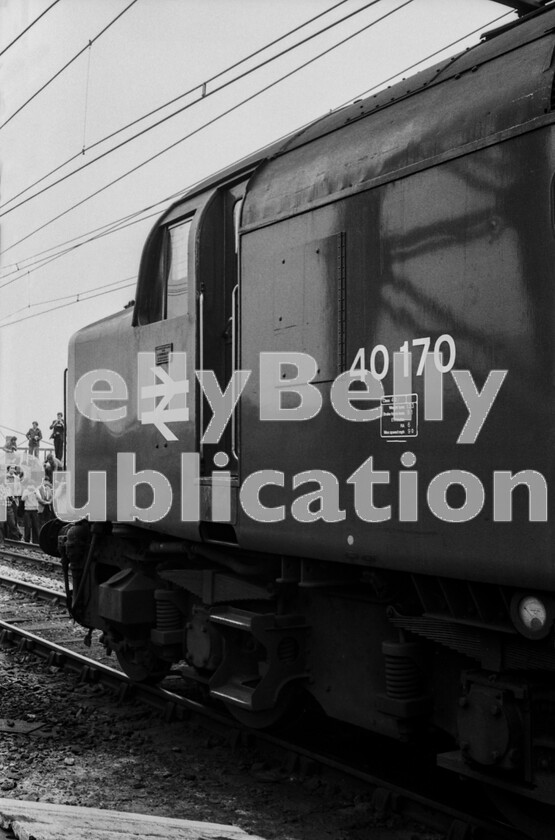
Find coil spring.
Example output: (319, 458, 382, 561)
(384, 652, 421, 700)
(155, 597, 181, 631)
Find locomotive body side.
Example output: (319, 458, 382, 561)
(238, 129, 555, 589)
(54, 8, 555, 823)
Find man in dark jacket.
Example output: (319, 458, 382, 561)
(49, 413, 65, 461)
(26, 422, 42, 457)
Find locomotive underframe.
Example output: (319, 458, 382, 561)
(57, 519, 555, 806)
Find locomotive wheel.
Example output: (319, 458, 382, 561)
(116, 644, 171, 685)
(224, 684, 300, 730)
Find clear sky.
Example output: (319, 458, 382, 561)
(0, 0, 515, 450)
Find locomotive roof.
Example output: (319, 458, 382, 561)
(274, 2, 555, 155)
(161, 3, 555, 229)
(242, 3, 555, 229)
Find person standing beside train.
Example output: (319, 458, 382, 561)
(6, 466, 22, 528)
(0, 468, 20, 541)
(36, 477, 53, 527)
(21, 482, 40, 543)
(26, 421, 42, 457)
(49, 413, 65, 461)
(44, 452, 62, 485)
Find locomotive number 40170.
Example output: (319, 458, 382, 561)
(73, 337, 506, 448)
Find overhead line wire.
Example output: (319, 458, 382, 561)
(0, 275, 136, 323)
(0, 0, 351, 210)
(0, 281, 137, 329)
(0, 191, 192, 289)
(32, 275, 136, 307)
(0, 208, 158, 281)
(0, 0, 61, 58)
(0, 0, 383, 217)
(0, 210, 162, 290)
(0, 201, 164, 277)
(0, 191, 180, 276)
(0, 0, 139, 132)
(0, 6, 507, 284)
(87, 0, 352, 144)
(1, 158, 271, 285)
(1, 0, 413, 255)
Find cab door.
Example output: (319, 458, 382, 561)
(197, 182, 246, 538)
(130, 191, 212, 539)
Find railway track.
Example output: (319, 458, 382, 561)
(0, 573, 65, 604)
(0, 541, 64, 606)
(3, 539, 40, 550)
(0, 569, 530, 840)
(0, 540, 60, 573)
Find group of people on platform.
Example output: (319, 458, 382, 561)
(0, 414, 65, 545)
(22, 413, 65, 460)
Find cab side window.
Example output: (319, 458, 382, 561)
(136, 214, 193, 325)
(166, 218, 191, 320)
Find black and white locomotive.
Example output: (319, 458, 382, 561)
(44, 5, 555, 833)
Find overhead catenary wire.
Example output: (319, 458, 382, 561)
(0, 210, 161, 289)
(0, 203, 169, 282)
(0, 0, 352, 211)
(0, 0, 61, 58)
(0, 0, 384, 217)
(3, 91, 349, 278)
(1, 0, 414, 256)
(0, 183, 201, 290)
(0, 275, 136, 323)
(0, 279, 136, 329)
(0, 6, 510, 288)
(0, 187, 188, 277)
(0, 0, 139, 132)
